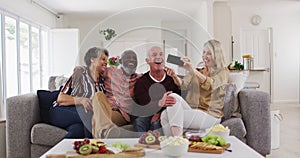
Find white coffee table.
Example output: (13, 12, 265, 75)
(40, 136, 264, 158)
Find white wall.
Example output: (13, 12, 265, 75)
(49, 29, 79, 77)
(62, 4, 213, 70)
(0, 0, 57, 27)
(229, 2, 300, 103)
(213, 1, 232, 65)
(189, 1, 213, 68)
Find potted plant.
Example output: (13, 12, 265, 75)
(99, 28, 117, 41)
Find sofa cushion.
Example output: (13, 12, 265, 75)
(48, 76, 57, 91)
(48, 76, 68, 90)
(221, 118, 246, 140)
(118, 125, 139, 138)
(31, 123, 67, 146)
(223, 83, 239, 121)
(37, 90, 60, 123)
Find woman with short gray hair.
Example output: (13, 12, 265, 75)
(50, 47, 109, 138)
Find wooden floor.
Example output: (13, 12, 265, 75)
(267, 103, 300, 158)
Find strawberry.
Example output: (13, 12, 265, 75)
(98, 145, 106, 153)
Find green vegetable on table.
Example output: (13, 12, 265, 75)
(111, 141, 130, 152)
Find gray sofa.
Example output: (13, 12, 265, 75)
(6, 81, 271, 158)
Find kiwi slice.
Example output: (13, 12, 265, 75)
(91, 145, 99, 153)
(158, 136, 167, 142)
(145, 135, 156, 144)
(79, 144, 92, 155)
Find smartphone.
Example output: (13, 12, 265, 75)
(167, 54, 184, 66)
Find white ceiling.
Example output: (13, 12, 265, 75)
(36, 0, 206, 17)
(34, 0, 300, 19)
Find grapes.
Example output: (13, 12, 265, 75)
(218, 138, 227, 146)
(153, 130, 160, 138)
(138, 130, 163, 145)
(73, 138, 106, 155)
(201, 134, 227, 147)
(188, 135, 202, 142)
(84, 138, 90, 144)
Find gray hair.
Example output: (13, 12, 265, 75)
(146, 46, 163, 58)
(84, 47, 109, 67)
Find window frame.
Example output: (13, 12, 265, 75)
(0, 8, 50, 118)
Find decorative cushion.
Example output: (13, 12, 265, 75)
(55, 75, 68, 89)
(48, 75, 68, 90)
(221, 118, 247, 140)
(37, 90, 60, 123)
(222, 83, 241, 121)
(48, 76, 57, 90)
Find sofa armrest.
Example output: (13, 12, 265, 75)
(6, 93, 39, 158)
(239, 90, 271, 155)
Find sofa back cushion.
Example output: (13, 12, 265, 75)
(222, 83, 241, 121)
(37, 90, 60, 123)
(48, 75, 68, 90)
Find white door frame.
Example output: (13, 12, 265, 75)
(239, 27, 274, 102)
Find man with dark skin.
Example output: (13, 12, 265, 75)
(92, 50, 140, 138)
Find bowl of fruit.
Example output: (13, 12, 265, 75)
(209, 124, 230, 139)
(137, 130, 167, 146)
(160, 136, 189, 157)
(73, 138, 106, 155)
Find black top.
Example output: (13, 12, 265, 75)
(132, 71, 180, 117)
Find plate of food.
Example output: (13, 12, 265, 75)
(188, 134, 231, 154)
(46, 138, 145, 158)
(134, 130, 167, 149)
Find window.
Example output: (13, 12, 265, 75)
(4, 16, 18, 97)
(19, 22, 30, 94)
(31, 26, 41, 92)
(0, 11, 49, 117)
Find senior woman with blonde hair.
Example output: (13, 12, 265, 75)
(160, 39, 229, 136)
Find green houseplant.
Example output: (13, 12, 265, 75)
(99, 28, 117, 41)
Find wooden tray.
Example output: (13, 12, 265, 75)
(188, 143, 231, 154)
(46, 149, 145, 158)
(134, 143, 161, 149)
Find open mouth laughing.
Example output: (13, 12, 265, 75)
(126, 62, 136, 68)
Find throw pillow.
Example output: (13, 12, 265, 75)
(37, 90, 60, 123)
(48, 76, 57, 90)
(222, 83, 241, 122)
(55, 75, 68, 90)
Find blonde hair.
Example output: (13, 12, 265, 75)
(204, 39, 226, 72)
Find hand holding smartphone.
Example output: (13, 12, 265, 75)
(166, 54, 184, 66)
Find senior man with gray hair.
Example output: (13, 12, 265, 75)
(132, 46, 180, 135)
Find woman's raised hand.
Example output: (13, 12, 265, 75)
(181, 56, 194, 72)
(165, 66, 177, 78)
(165, 66, 182, 86)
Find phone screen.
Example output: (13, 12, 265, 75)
(167, 54, 184, 66)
